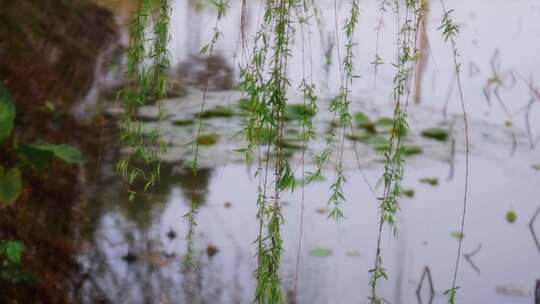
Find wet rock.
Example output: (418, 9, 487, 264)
(177, 54, 234, 91)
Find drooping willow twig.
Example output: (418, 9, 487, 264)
(370, 1, 426, 302)
(437, 1, 471, 303)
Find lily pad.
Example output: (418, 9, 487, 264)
(0, 166, 22, 206)
(346, 250, 362, 257)
(419, 177, 439, 186)
(354, 112, 376, 133)
(505, 210, 517, 223)
(402, 188, 415, 198)
(421, 128, 449, 141)
(172, 119, 195, 126)
(0, 85, 15, 143)
(375, 117, 394, 128)
(196, 105, 235, 119)
(285, 104, 316, 121)
(196, 134, 218, 146)
(368, 135, 389, 153)
(309, 247, 333, 257)
(450, 231, 464, 240)
(402, 144, 423, 156)
(354, 112, 371, 126)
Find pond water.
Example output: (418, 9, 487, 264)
(77, 0, 540, 303)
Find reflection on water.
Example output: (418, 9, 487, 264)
(76, 88, 540, 303)
(75, 0, 540, 303)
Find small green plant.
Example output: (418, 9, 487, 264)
(0, 86, 85, 206)
(0, 240, 34, 283)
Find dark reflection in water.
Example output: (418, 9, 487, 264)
(74, 158, 227, 303)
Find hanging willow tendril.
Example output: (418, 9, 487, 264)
(188, 0, 229, 172)
(117, 0, 170, 201)
(437, 2, 470, 303)
(369, 1, 425, 303)
(118, 1, 470, 302)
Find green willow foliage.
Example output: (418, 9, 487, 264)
(121, 0, 469, 303)
(117, 0, 171, 201)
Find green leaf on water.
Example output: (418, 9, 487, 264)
(450, 231, 464, 240)
(532, 163, 540, 171)
(172, 119, 195, 126)
(375, 117, 394, 128)
(285, 104, 316, 121)
(196, 105, 236, 119)
(421, 128, 449, 141)
(196, 134, 218, 146)
(368, 135, 390, 153)
(0, 85, 16, 143)
(505, 210, 517, 223)
(346, 250, 362, 257)
(354, 112, 371, 127)
(402, 144, 423, 156)
(419, 177, 439, 186)
(309, 247, 333, 257)
(0, 166, 22, 206)
(402, 188, 415, 198)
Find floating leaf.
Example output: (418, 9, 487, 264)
(285, 104, 316, 121)
(346, 250, 362, 257)
(196, 105, 235, 119)
(196, 134, 218, 146)
(354, 112, 376, 132)
(0, 166, 22, 206)
(375, 117, 394, 128)
(354, 112, 371, 127)
(532, 163, 540, 171)
(421, 128, 449, 141)
(172, 119, 195, 126)
(368, 135, 390, 153)
(450, 231, 464, 240)
(505, 210, 517, 223)
(0, 85, 16, 143)
(402, 144, 423, 156)
(29, 143, 85, 164)
(402, 188, 415, 198)
(419, 177, 439, 186)
(309, 247, 333, 257)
